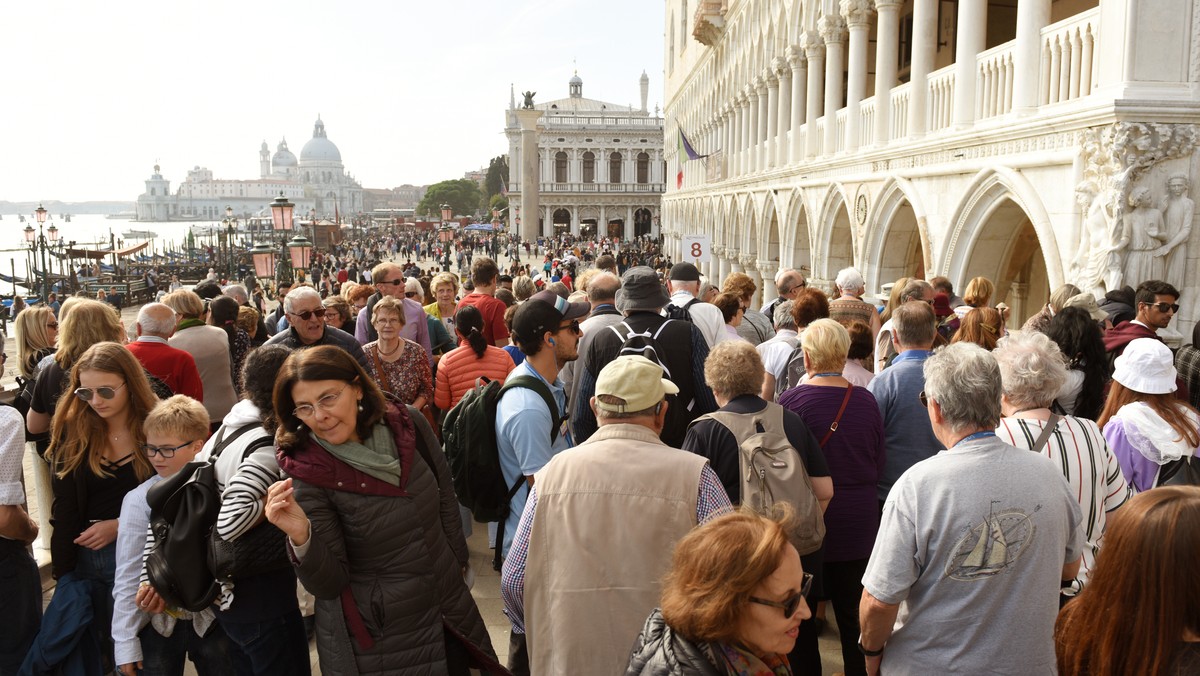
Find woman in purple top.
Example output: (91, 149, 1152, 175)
(778, 319, 885, 676)
(1099, 338, 1200, 492)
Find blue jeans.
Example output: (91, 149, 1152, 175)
(0, 539, 41, 676)
(217, 611, 310, 676)
(138, 620, 233, 676)
(76, 543, 117, 670)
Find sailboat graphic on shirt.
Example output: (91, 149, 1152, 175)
(945, 501, 1036, 581)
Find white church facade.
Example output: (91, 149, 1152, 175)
(660, 0, 1200, 340)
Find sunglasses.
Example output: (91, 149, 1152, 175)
(1143, 301, 1180, 313)
(381, 279, 406, 286)
(75, 381, 128, 402)
(556, 319, 582, 336)
(748, 572, 814, 618)
(919, 391, 929, 407)
(141, 440, 196, 458)
(288, 307, 327, 321)
(405, 291, 421, 298)
(47, 322, 59, 329)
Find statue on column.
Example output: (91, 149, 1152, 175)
(1154, 172, 1194, 288)
(1121, 186, 1165, 287)
(1071, 180, 1121, 295)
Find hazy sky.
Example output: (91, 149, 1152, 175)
(2, 0, 665, 202)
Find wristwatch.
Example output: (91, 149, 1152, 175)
(857, 638, 884, 657)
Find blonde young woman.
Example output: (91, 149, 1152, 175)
(15, 305, 58, 382)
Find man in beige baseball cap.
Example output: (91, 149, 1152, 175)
(500, 355, 731, 676)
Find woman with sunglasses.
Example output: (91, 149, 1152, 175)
(15, 305, 57, 384)
(628, 508, 813, 675)
(163, 290, 238, 429)
(263, 346, 503, 675)
(44, 342, 157, 668)
(365, 296, 433, 411)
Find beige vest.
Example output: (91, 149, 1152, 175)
(525, 423, 707, 676)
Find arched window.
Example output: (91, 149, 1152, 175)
(583, 152, 595, 183)
(555, 151, 568, 183)
(609, 152, 623, 184)
(636, 152, 650, 184)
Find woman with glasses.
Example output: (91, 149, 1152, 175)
(320, 295, 355, 334)
(712, 292, 750, 344)
(163, 290, 238, 429)
(364, 296, 433, 411)
(263, 346, 502, 675)
(627, 508, 813, 675)
(45, 342, 157, 668)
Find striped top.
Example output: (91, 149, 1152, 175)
(996, 414, 1132, 594)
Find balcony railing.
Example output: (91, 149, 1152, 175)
(542, 116, 663, 129)
(835, 109, 849, 153)
(890, 84, 910, 141)
(1040, 7, 1098, 105)
(928, 65, 956, 132)
(977, 42, 1015, 119)
(511, 182, 666, 194)
(859, 98, 876, 147)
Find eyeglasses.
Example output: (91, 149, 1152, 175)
(748, 573, 814, 618)
(74, 382, 128, 402)
(556, 320, 582, 336)
(47, 322, 59, 329)
(405, 291, 420, 298)
(373, 317, 402, 325)
(919, 391, 929, 407)
(287, 307, 327, 321)
(381, 279, 405, 286)
(1143, 301, 1180, 313)
(141, 440, 196, 458)
(293, 384, 349, 419)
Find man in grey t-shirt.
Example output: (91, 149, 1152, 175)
(859, 343, 1084, 676)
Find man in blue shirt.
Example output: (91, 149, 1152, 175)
(866, 300, 944, 506)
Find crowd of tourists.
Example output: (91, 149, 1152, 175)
(2, 232, 1198, 675)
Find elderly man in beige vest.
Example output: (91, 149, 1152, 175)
(500, 355, 732, 676)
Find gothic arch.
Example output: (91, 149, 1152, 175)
(816, 182, 856, 279)
(761, 191, 786, 265)
(781, 187, 813, 273)
(864, 176, 933, 292)
(741, 192, 761, 257)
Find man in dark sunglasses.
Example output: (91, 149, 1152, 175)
(265, 286, 370, 371)
(1102, 280, 1189, 402)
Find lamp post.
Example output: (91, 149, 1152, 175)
(25, 204, 59, 301)
(222, 205, 239, 281)
(441, 204, 452, 227)
(269, 193, 295, 289)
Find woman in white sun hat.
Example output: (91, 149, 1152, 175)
(1098, 337, 1200, 492)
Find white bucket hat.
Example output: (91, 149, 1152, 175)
(1112, 338, 1177, 394)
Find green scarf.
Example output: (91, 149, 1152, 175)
(314, 423, 402, 486)
(177, 318, 206, 331)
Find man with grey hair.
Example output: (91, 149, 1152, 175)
(666, 262, 724, 349)
(266, 286, 369, 370)
(126, 303, 204, 401)
(763, 267, 807, 324)
(756, 299, 798, 400)
(859, 342, 1084, 676)
(565, 272, 622, 409)
(875, 279, 936, 373)
(867, 301, 943, 505)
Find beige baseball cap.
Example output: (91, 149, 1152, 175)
(594, 355, 679, 413)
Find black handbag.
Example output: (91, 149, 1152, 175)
(1159, 455, 1200, 487)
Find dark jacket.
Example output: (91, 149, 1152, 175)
(265, 324, 370, 372)
(625, 609, 725, 676)
(278, 404, 503, 676)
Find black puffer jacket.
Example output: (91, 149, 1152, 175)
(280, 404, 504, 675)
(626, 609, 725, 676)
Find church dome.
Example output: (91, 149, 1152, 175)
(300, 116, 342, 164)
(273, 139, 298, 168)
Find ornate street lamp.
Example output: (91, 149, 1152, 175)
(222, 205, 239, 280)
(441, 203, 452, 225)
(269, 193, 295, 286)
(249, 242, 278, 278)
(27, 204, 56, 300)
(287, 233, 313, 271)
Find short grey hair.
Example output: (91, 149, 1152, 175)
(137, 303, 177, 336)
(773, 300, 797, 330)
(923, 342, 1003, 434)
(993, 330, 1069, 409)
(283, 286, 322, 314)
(223, 284, 248, 304)
(835, 267, 865, 292)
(901, 279, 934, 302)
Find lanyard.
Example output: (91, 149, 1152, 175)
(954, 431, 996, 448)
(812, 372, 843, 378)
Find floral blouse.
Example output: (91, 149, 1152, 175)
(364, 338, 433, 406)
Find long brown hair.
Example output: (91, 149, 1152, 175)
(48, 342, 156, 481)
(951, 307, 1003, 351)
(1097, 381, 1200, 449)
(273, 345, 388, 452)
(1055, 486, 1200, 675)
(54, 299, 126, 370)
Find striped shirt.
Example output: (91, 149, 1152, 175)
(996, 414, 1132, 594)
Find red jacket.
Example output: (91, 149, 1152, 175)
(126, 339, 204, 402)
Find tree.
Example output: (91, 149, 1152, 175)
(483, 155, 510, 203)
(489, 194, 509, 213)
(417, 179, 483, 219)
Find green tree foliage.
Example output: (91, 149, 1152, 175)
(418, 179, 483, 219)
(483, 156, 510, 203)
(489, 194, 509, 213)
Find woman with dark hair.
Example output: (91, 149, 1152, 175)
(208, 295, 251, 393)
(1055, 486, 1200, 675)
(1046, 306, 1109, 420)
(712, 292, 748, 343)
(434, 304, 515, 411)
(263, 346, 501, 675)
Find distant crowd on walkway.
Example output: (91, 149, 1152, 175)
(1, 227, 1198, 675)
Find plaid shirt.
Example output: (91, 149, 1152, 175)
(499, 464, 731, 634)
(1177, 344, 1200, 410)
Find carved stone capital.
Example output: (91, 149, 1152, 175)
(751, 76, 765, 94)
(764, 68, 779, 87)
(840, 0, 875, 27)
(757, 260, 779, 275)
(713, 245, 727, 257)
(772, 56, 788, 76)
(725, 247, 741, 260)
(819, 14, 847, 44)
(786, 45, 807, 69)
(801, 30, 825, 59)
(873, 0, 905, 11)
(739, 254, 757, 268)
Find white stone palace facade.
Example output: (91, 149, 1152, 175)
(505, 73, 666, 240)
(661, 0, 1200, 340)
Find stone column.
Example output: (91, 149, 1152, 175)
(713, 245, 728, 283)
(775, 58, 792, 166)
(599, 205, 607, 240)
(820, 15, 847, 155)
(571, 210, 580, 236)
(803, 31, 825, 159)
(758, 260, 780, 304)
(741, 255, 763, 309)
(731, 102, 742, 177)
(722, 109, 733, 179)
(625, 205, 634, 241)
(953, 0, 988, 128)
(740, 94, 752, 175)
(842, 0, 873, 152)
(1012, 0, 1051, 113)
(728, 248, 743, 274)
(748, 83, 761, 173)
(788, 46, 807, 162)
(908, 0, 937, 138)
(757, 78, 770, 171)
(515, 108, 543, 242)
(873, 0, 903, 146)
(765, 70, 779, 168)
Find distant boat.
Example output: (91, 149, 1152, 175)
(106, 211, 138, 220)
(191, 224, 221, 236)
(18, 215, 25, 223)
(64, 214, 71, 222)
(122, 229, 158, 240)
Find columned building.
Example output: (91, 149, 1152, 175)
(505, 72, 665, 240)
(662, 0, 1200, 342)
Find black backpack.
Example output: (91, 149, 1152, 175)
(664, 297, 700, 322)
(145, 424, 276, 612)
(608, 320, 678, 381)
(442, 375, 560, 570)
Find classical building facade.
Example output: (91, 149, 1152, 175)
(135, 117, 363, 221)
(662, 0, 1200, 341)
(505, 73, 666, 240)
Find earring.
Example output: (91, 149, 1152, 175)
(357, 402, 364, 412)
